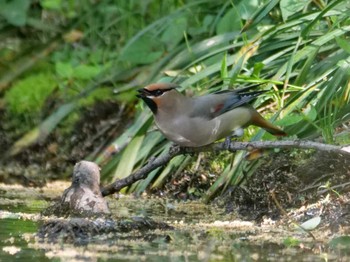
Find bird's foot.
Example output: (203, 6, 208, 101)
(169, 143, 182, 154)
(223, 136, 232, 150)
(223, 129, 244, 150)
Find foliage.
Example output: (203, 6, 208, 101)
(1, 0, 350, 199)
(4, 72, 56, 125)
(0, 0, 30, 26)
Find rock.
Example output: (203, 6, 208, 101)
(61, 161, 110, 214)
(42, 161, 110, 217)
(37, 216, 172, 244)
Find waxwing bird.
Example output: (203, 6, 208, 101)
(137, 83, 286, 147)
(61, 161, 110, 214)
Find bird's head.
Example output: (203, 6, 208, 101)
(137, 83, 179, 114)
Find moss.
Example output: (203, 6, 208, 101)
(4, 72, 57, 124)
(78, 87, 114, 107)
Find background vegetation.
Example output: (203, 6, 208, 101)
(0, 0, 350, 200)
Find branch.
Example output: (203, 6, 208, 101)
(101, 146, 183, 196)
(101, 139, 350, 197)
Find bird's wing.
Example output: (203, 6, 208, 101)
(190, 89, 266, 119)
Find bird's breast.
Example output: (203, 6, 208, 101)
(154, 106, 254, 147)
(154, 114, 220, 147)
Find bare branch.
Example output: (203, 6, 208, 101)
(101, 140, 350, 197)
(214, 140, 350, 154)
(101, 146, 183, 196)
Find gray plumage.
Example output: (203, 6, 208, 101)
(138, 83, 286, 147)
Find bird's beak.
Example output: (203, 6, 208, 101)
(136, 88, 158, 114)
(136, 88, 149, 98)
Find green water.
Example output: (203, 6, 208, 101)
(0, 184, 348, 261)
(0, 214, 290, 262)
(0, 219, 49, 262)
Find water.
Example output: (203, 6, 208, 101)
(0, 183, 348, 261)
(0, 219, 49, 262)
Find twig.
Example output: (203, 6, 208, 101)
(101, 146, 183, 196)
(317, 181, 350, 196)
(216, 140, 350, 154)
(101, 139, 350, 197)
(299, 174, 332, 193)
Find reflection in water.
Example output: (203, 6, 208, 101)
(0, 183, 349, 261)
(0, 219, 49, 262)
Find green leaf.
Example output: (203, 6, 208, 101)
(216, 8, 241, 34)
(302, 105, 317, 121)
(133, 168, 161, 195)
(252, 62, 264, 77)
(221, 53, 228, 79)
(295, 46, 320, 86)
(275, 114, 304, 126)
(9, 128, 40, 156)
(55, 62, 73, 78)
(229, 53, 246, 84)
(151, 155, 187, 189)
(40, 0, 62, 10)
(120, 35, 164, 65)
(237, 0, 260, 20)
(96, 113, 152, 165)
(0, 0, 30, 26)
(301, 0, 344, 38)
(245, 0, 279, 30)
(113, 135, 145, 180)
(73, 64, 102, 80)
(161, 17, 187, 49)
(337, 58, 350, 76)
(280, 0, 309, 21)
(189, 15, 214, 36)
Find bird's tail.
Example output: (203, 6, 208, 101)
(250, 111, 287, 136)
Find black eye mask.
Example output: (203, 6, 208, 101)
(137, 87, 174, 98)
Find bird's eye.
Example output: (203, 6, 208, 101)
(154, 90, 164, 96)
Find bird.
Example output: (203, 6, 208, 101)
(60, 161, 110, 215)
(137, 83, 286, 147)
